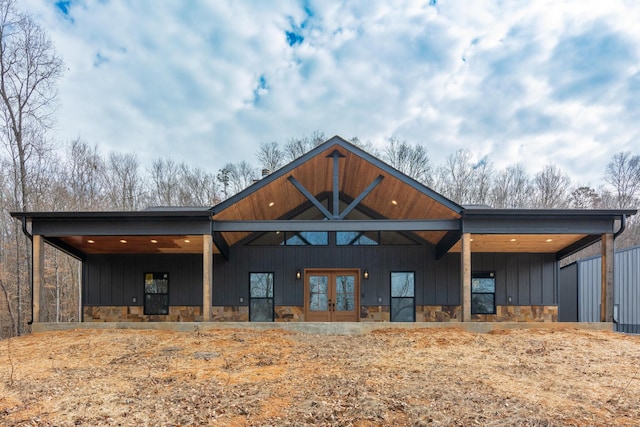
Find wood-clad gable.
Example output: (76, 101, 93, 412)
(213, 136, 462, 247)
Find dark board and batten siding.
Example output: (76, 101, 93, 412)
(84, 247, 559, 310)
(472, 253, 557, 306)
(84, 254, 203, 306)
(214, 245, 461, 307)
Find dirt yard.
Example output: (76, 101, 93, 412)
(0, 327, 639, 426)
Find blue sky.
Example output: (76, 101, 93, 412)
(21, 0, 640, 187)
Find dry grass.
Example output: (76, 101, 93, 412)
(1, 327, 639, 426)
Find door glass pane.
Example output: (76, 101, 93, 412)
(391, 297, 414, 321)
(250, 299, 273, 321)
(335, 275, 355, 311)
(309, 275, 328, 311)
(391, 272, 415, 297)
(250, 273, 273, 298)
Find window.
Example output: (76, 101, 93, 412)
(391, 272, 415, 322)
(284, 231, 328, 246)
(336, 231, 378, 245)
(250, 273, 274, 321)
(144, 273, 169, 315)
(472, 272, 496, 314)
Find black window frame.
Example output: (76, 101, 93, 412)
(144, 272, 169, 315)
(249, 272, 275, 322)
(390, 271, 416, 322)
(471, 271, 496, 315)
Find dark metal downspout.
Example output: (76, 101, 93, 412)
(614, 214, 627, 239)
(19, 216, 34, 325)
(611, 214, 627, 330)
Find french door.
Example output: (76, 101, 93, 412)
(304, 269, 360, 322)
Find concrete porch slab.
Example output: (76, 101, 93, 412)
(32, 321, 614, 335)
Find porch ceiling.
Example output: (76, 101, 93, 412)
(449, 233, 589, 253)
(55, 235, 216, 255)
(213, 143, 461, 247)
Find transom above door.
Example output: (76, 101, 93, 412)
(304, 269, 360, 322)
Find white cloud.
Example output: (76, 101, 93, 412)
(19, 0, 640, 188)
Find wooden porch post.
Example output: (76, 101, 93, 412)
(33, 234, 45, 323)
(600, 233, 614, 322)
(461, 233, 471, 322)
(203, 234, 213, 321)
(78, 261, 83, 322)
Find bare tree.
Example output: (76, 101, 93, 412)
(65, 138, 106, 210)
(604, 151, 640, 209)
(0, 0, 63, 335)
(176, 164, 219, 206)
(383, 137, 433, 185)
(435, 149, 494, 205)
(0, 0, 63, 211)
(223, 161, 258, 195)
(104, 152, 144, 210)
(349, 136, 380, 157)
(256, 141, 284, 174)
(489, 164, 531, 208)
(532, 164, 571, 208)
(148, 158, 180, 206)
(283, 131, 326, 161)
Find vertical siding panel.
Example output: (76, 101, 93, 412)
(494, 253, 506, 305)
(505, 254, 518, 304)
(518, 256, 530, 305)
(578, 257, 600, 322)
(447, 253, 460, 305)
(530, 254, 543, 305)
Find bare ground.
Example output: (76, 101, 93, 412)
(0, 327, 639, 426)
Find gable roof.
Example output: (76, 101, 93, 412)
(211, 135, 463, 247)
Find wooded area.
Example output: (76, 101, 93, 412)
(1, 0, 639, 338)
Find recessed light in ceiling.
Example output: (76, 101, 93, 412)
(510, 238, 517, 242)
(184, 239, 191, 243)
(150, 239, 158, 244)
(546, 238, 553, 242)
(391, 200, 398, 205)
(268, 202, 275, 207)
(119, 239, 127, 244)
(87, 239, 95, 244)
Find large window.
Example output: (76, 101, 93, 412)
(249, 272, 274, 321)
(472, 272, 496, 314)
(391, 272, 415, 322)
(144, 273, 169, 315)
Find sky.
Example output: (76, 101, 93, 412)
(19, 0, 640, 187)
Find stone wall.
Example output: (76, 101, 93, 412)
(473, 305, 558, 322)
(83, 304, 558, 322)
(211, 306, 248, 321)
(275, 306, 304, 322)
(84, 306, 201, 322)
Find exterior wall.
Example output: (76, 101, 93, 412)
(571, 245, 640, 333)
(82, 246, 559, 323)
(213, 245, 461, 308)
(84, 305, 201, 322)
(84, 254, 203, 307)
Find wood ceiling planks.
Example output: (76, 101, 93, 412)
(57, 235, 210, 254)
(214, 144, 461, 247)
(449, 234, 588, 253)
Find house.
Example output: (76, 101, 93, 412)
(11, 136, 636, 324)
(560, 245, 640, 333)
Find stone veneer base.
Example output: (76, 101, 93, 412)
(84, 305, 558, 323)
